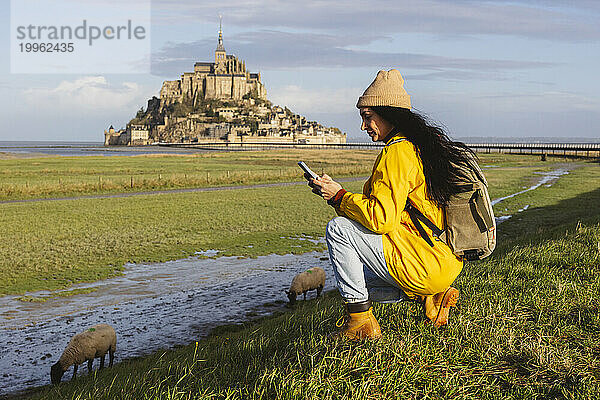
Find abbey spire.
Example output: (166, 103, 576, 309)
(215, 16, 226, 63)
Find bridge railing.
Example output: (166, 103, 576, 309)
(157, 141, 600, 157)
(465, 143, 600, 157)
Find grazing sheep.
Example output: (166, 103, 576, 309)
(50, 324, 116, 384)
(285, 267, 325, 305)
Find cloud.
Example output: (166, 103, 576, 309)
(417, 88, 600, 127)
(404, 71, 510, 82)
(22, 76, 152, 113)
(11, 76, 158, 140)
(475, 91, 600, 112)
(151, 30, 555, 77)
(151, 0, 600, 42)
(268, 85, 361, 115)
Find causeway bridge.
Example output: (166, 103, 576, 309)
(159, 141, 600, 158)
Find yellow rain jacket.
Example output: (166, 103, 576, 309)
(336, 136, 463, 298)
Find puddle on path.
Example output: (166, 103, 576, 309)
(0, 251, 335, 397)
(493, 168, 569, 224)
(492, 168, 569, 207)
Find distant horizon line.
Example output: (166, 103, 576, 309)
(1, 137, 599, 145)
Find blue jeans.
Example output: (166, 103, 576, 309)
(325, 216, 407, 304)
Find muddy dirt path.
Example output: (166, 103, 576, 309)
(0, 251, 335, 397)
(492, 165, 578, 224)
(0, 177, 367, 205)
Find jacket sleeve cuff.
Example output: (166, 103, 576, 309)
(327, 188, 347, 207)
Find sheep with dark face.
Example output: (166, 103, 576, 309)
(50, 324, 116, 384)
(285, 267, 325, 305)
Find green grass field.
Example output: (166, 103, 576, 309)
(0, 150, 380, 200)
(3, 151, 600, 399)
(0, 151, 561, 201)
(21, 161, 600, 399)
(0, 152, 572, 296)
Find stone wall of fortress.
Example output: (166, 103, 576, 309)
(190, 133, 346, 145)
(160, 54, 267, 106)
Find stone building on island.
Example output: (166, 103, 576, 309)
(159, 20, 267, 107)
(105, 22, 345, 146)
(103, 125, 128, 145)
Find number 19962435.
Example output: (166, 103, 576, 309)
(19, 42, 74, 52)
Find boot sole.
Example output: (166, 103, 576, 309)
(332, 322, 382, 341)
(432, 287, 459, 328)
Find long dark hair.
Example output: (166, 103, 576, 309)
(371, 106, 476, 208)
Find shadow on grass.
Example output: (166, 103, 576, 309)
(452, 183, 600, 398)
(498, 356, 581, 399)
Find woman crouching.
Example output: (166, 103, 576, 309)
(311, 69, 474, 340)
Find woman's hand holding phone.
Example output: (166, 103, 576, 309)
(298, 161, 343, 200)
(312, 174, 342, 201)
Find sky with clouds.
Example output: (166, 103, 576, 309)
(1, 0, 599, 142)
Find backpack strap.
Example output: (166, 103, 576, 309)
(388, 138, 444, 247)
(405, 200, 444, 248)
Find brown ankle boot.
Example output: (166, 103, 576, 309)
(421, 287, 459, 328)
(334, 300, 382, 341)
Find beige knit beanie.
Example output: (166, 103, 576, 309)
(356, 69, 411, 109)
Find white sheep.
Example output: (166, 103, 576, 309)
(285, 267, 326, 305)
(50, 323, 117, 384)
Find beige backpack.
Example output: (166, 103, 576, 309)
(404, 154, 496, 261)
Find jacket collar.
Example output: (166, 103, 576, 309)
(384, 129, 406, 145)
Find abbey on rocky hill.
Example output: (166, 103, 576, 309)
(105, 21, 345, 146)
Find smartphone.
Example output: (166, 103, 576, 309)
(297, 161, 319, 181)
